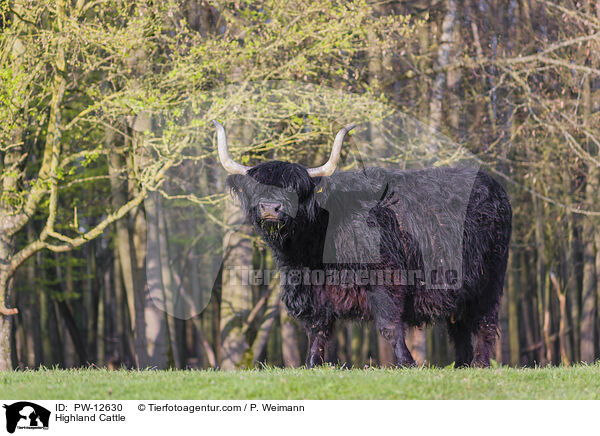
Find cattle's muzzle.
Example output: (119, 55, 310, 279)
(259, 201, 282, 221)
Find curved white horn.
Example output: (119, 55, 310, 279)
(212, 120, 251, 175)
(307, 124, 356, 177)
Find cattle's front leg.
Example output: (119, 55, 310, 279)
(471, 313, 499, 368)
(394, 324, 416, 367)
(447, 319, 473, 367)
(305, 328, 331, 368)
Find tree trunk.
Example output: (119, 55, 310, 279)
(533, 192, 548, 363)
(377, 334, 395, 367)
(157, 205, 181, 367)
(192, 317, 217, 368)
(143, 192, 172, 368)
(280, 307, 301, 367)
(26, 223, 42, 366)
(0, 131, 23, 371)
(111, 237, 128, 364)
(108, 141, 140, 365)
(350, 324, 363, 368)
(428, 0, 457, 146)
(508, 251, 520, 366)
(0, 37, 26, 368)
(580, 66, 597, 363)
(406, 327, 427, 365)
(251, 286, 279, 364)
(0, 274, 12, 370)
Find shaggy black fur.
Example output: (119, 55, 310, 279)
(227, 161, 512, 368)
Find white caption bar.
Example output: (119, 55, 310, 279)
(0, 400, 594, 436)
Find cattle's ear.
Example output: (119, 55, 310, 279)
(312, 177, 331, 207)
(226, 174, 250, 206)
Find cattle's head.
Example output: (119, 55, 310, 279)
(213, 120, 354, 247)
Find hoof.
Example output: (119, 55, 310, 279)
(306, 355, 324, 369)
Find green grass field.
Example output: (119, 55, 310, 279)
(2, 364, 599, 400)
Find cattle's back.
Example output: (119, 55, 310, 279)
(316, 166, 482, 292)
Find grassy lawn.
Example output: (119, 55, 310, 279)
(1, 364, 599, 400)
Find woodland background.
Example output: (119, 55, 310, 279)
(0, 0, 599, 370)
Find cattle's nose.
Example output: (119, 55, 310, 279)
(259, 201, 281, 218)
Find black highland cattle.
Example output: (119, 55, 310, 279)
(213, 121, 512, 368)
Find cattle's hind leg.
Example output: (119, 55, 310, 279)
(369, 286, 415, 367)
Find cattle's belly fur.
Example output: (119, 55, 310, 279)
(316, 282, 456, 324)
(281, 273, 461, 328)
(281, 279, 370, 328)
(321, 282, 372, 321)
